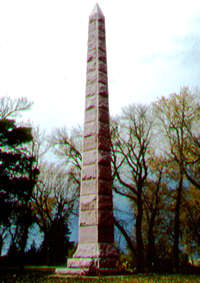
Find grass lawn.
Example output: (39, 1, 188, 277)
(1, 267, 200, 282)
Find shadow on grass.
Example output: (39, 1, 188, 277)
(0, 266, 55, 282)
(1, 266, 200, 282)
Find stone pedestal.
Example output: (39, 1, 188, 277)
(56, 4, 118, 275)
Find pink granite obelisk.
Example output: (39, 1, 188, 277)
(56, 3, 118, 275)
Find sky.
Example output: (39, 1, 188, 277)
(0, 0, 200, 132)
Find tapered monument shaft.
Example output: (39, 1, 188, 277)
(56, 4, 118, 275)
(79, 3, 114, 243)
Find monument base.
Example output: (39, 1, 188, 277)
(55, 243, 119, 275)
(55, 266, 118, 276)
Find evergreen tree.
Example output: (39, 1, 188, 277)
(0, 98, 39, 257)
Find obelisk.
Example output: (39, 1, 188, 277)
(56, 3, 118, 275)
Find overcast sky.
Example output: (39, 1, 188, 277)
(0, 0, 200, 131)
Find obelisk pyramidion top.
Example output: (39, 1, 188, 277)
(90, 3, 104, 17)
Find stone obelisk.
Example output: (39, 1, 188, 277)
(56, 3, 118, 275)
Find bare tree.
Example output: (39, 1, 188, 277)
(111, 104, 153, 272)
(49, 127, 82, 186)
(0, 96, 32, 119)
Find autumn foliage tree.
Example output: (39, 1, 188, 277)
(142, 153, 171, 271)
(153, 87, 200, 271)
(32, 163, 78, 265)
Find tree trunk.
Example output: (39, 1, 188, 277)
(114, 217, 136, 255)
(0, 234, 3, 256)
(147, 177, 161, 271)
(147, 219, 156, 271)
(136, 191, 145, 273)
(19, 224, 29, 254)
(173, 175, 183, 272)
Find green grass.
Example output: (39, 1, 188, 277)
(1, 267, 200, 282)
